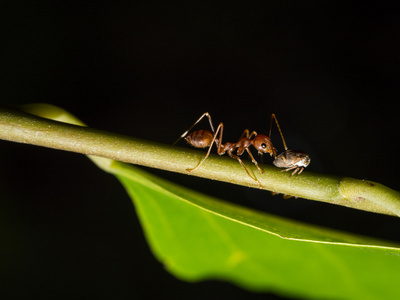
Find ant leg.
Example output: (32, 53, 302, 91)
(240, 129, 258, 140)
(240, 129, 258, 139)
(239, 129, 261, 164)
(173, 112, 215, 145)
(245, 148, 263, 174)
(228, 152, 262, 188)
(240, 129, 249, 138)
(248, 130, 258, 139)
(186, 123, 223, 173)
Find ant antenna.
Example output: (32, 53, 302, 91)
(269, 113, 288, 151)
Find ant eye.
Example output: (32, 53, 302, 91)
(261, 143, 266, 149)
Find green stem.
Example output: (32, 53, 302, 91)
(0, 104, 399, 217)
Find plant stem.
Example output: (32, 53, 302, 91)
(0, 104, 399, 217)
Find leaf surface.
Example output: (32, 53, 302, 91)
(110, 162, 400, 300)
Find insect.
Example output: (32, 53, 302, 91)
(173, 112, 277, 187)
(269, 113, 310, 175)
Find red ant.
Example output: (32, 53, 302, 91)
(174, 112, 310, 187)
(173, 112, 277, 187)
(269, 114, 311, 175)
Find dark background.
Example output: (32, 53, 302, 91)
(1, 2, 400, 299)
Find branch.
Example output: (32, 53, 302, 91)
(0, 104, 399, 217)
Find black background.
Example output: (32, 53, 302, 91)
(1, 2, 400, 299)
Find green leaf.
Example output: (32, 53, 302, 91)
(108, 161, 400, 300)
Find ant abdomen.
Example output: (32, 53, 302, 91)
(185, 130, 214, 148)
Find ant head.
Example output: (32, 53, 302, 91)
(252, 134, 277, 156)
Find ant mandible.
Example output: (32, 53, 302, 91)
(269, 114, 311, 175)
(173, 112, 277, 187)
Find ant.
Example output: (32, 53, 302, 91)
(269, 114, 311, 175)
(173, 112, 277, 187)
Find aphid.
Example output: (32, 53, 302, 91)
(173, 112, 277, 187)
(269, 114, 310, 175)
